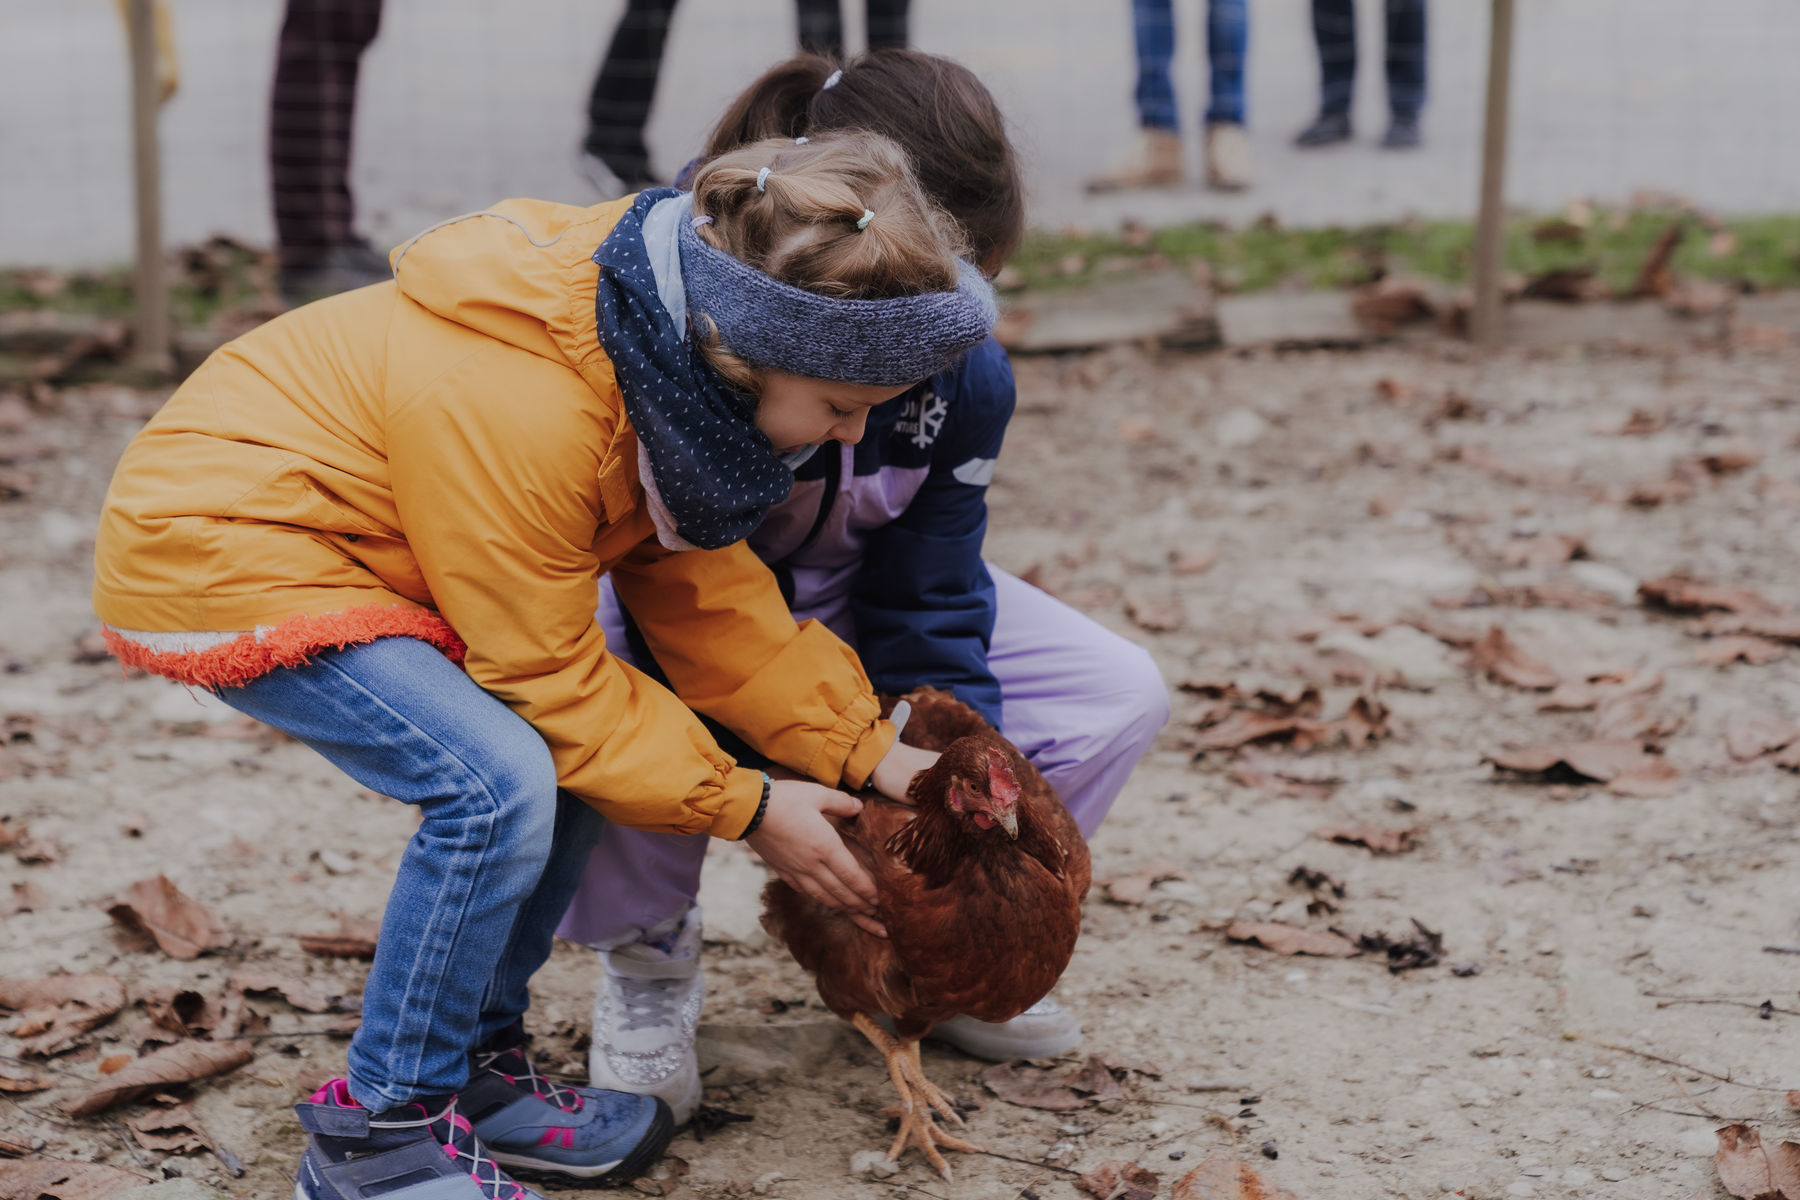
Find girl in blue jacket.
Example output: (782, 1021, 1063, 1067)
(558, 50, 1171, 1123)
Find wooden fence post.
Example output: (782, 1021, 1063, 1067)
(1472, 0, 1516, 349)
(126, 0, 173, 375)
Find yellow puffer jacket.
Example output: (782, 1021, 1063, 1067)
(92, 196, 893, 837)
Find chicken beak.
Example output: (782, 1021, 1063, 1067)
(997, 807, 1019, 839)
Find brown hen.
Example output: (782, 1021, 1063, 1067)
(760, 687, 1091, 1178)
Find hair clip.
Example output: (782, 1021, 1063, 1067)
(690, 214, 714, 229)
(795, 136, 809, 145)
(756, 166, 771, 193)
(822, 69, 843, 90)
(856, 209, 875, 231)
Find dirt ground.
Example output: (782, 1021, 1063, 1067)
(4, 331, 1800, 1200)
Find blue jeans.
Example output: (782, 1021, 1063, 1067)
(1132, 0, 1247, 130)
(216, 637, 605, 1111)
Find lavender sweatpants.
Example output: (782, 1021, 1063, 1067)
(555, 564, 1171, 948)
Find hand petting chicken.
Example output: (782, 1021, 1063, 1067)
(760, 687, 1091, 1179)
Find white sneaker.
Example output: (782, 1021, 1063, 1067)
(589, 906, 704, 1125)
(925, 997, 1083, 1061)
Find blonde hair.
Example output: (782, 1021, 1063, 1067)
(687, 132, 968, 395)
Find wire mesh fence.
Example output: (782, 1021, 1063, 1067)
(3, 0, 1799, 269)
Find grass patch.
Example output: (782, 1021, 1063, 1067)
(1007, 208, 1800, 296)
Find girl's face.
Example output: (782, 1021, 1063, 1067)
(754, 371, 911, 455)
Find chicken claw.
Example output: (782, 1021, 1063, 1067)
(851, 1013, 985, 1179)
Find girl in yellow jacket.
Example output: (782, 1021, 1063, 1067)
(92, 133, 996, 1200)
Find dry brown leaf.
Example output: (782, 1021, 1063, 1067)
(106, 875, 232, 960)
(299, 917, 380, 961)
(1488, 739, 1662, 784)
(98, 1053, 132, 1076)
(1724, 719, 1800, 763)
(1468, 627, 1560, 689)
(125, 1104, 210, 1154)
(1351, 276, 1434, 333)
(1500, 532, 1586, 569)
(0, 1159, 153, 1199)
(1628, 221, 1684, 298)
(1189, 711, 1332, 755)
(1338, 692, 1391, 748)
(1227, 764, 1335, 800)
(980, 1061, 1091, 1111)
(1640, 575, 1785, 616)
(1374, 376, 1418, 405)
(1100, 858, 1188, 906)
(0, 974, 126, 1057)
(1607, 759, 1683, 797)
(1701, 443, 1764, 476)
(1224, 920, 1360, 958)
(64, 1038, 255, 1117)
(1697, 611, 1800, 642)
(1315, 824, 1423, 855)
(1126, 590, 1185, 633)
(1696, 636, 1787, 666)
(1079, 1160, 1163, 1200)
(231, 971, 337, 1014)
(1714, 1123, 1800, 1200)
(1170, 549, 1219, 576)
(629, 1154, 690, 1196)
(1593, 691, 1682, 743)
(1521, 264, 1604, 302)
(1171, 1155, 1300, 1200)
(0, 1070, 49, 1094)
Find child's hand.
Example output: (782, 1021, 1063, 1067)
(747, 780, 888, 938)
(869, 739, 939, 805)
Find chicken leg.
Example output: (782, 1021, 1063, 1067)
(851, 1012, 984, 1179)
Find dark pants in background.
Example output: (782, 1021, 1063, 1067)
(1310, 0, 1425, 120)
(584, 0, 681, 189)
(795, 0, 911, 56)
(270, 0, 384, 272)
(583, 0, 911, 189)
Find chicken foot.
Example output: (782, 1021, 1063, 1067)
(850, 1012, 984, 1179)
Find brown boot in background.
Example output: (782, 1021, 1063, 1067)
(1203, 122, 1253, 192)
(1085, 128, 1183, 193)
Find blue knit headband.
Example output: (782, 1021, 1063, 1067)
(676, 210, 997, 388)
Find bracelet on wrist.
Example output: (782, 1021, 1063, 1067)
(738, 771, 772, 840)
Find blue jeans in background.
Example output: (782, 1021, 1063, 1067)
(216, 636, 606, 1111)
(1132, 0, 1248, 130)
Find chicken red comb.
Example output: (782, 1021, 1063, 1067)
(985, 746, 1019, 808)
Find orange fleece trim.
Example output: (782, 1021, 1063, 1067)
(103, 605, 467, 690)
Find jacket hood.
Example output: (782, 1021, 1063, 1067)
(390, 196, 635, 370)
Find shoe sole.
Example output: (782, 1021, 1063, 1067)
(487, 1097, 674, 1184)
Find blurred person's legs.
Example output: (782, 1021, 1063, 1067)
(1295, 0, 1355, 147)
(1086, 0, 1182, 192)
(270, 0, 388, 303)
(796, 0, 909, 56)
(1380, 0, 1426, 148)
(1202, 0, 1251, 190)
(582, 0, 680, 194)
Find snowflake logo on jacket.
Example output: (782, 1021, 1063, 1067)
(896, 391, 949, 450)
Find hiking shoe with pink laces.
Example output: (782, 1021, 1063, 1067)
(294, 1078, 544, 1200)
(463, 1042, 673, 1182)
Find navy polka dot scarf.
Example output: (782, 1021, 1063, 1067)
(593, 188, 795, 551)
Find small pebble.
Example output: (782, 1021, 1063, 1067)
(1168, 1150, 1186, 1161)
(1586, 1066, 1611, 1079)
(1600, 1167, 1628, 1182)
(753, 1171, 784, 1194)
(849, 1150, 898, 1179)
(316, 848, 356, 875)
